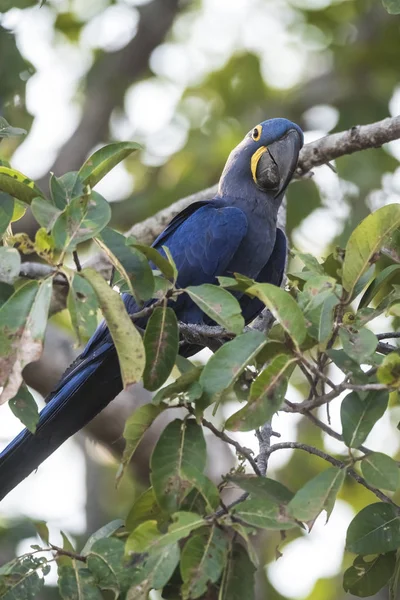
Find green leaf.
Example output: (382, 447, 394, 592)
(117, 404, 166, 486)
(185, 284, 244, 335)
(78, 141, 141, 188)
(96, 227, 154, 302)
(377, 353, 400, 386)
(0, 246, 20, 284)
(343, 553, 396, 597)
(389, 550, 400, 600)
(245, 283, 307, 346)
(342, 204, 400, 296)
(50, 172, 83, 208)
(382, 0, 400, 14)
(150, 418, 207, 513)
(339, 327, 377, 363)
(9, 384, 39, 433)
(233, 496, 298, 530)
(58, 563, 103, 600)
(227, 475, 294, 503)
(0, 556, 46, 599)
(34, 521, 50, 544)
(0, 116, 26, 138)
(31, 196, 61, 228)
(132, 243, 175, 281)
(225, 354, 295, 431)
(126, 512, 205, 555)
(126, 487, 168, 532)
(152, 365, 203, 405)
(318, 294, 340, 344)
(180, 527, 228, 599)
(81, 520, 124, 555)
(0, 166, 44, 204)
(53, 191, 111, 253)
(199, 330, 266, 405)
(293, 250, 325, 275)
(346, 503, 400, 554)
(288, 467, 346, 524)
(0, 278, 52, 404)
(67, 272, 99, 343)
(86, 538, 125, 597)
(143, 307, 179, 391)
(81, 268, 145, 388)
(361, 453, 399, 492)
(359, 264, 400, 309)
(219, 542, 256, 600)
(0, 193, 14, 238)
(126, 543, 180, 596)
(341, 390, 388, 448)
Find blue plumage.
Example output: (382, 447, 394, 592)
(0, 118, 303, 500)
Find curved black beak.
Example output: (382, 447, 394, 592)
(256, 128, 303, 197)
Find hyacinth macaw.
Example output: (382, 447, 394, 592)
(0, 118, 303, 500)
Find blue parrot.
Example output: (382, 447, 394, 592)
(0, 118, 303, 500)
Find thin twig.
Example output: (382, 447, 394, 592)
(377, 332, 400, 340)
(72, 250, 82, 272)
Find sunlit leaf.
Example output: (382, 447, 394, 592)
(82, 268, 145, 388)
(0, 166, 44, 204)
(377, 353, 400, 387)
(245, 283, 307, 346)
(78, 141, 141, 188)
(185, 284, 244, 334)
(342, 204, 400, 296)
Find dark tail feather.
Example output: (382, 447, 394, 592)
(0, 345, 122, 501)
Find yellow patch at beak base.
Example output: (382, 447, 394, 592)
(251, 146, 268, 184)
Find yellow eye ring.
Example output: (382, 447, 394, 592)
(251, 125, 262, 141)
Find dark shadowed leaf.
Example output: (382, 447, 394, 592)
(150, 419, 207, 513)
(185, 284, 244, 334)
(9, 384, 39, 433)
(339, 327, 377, 363)
(361, 453, 399, 492)
(67, 272, 99, 343)
(180, 527, 228, 599)
(53, 191, 111, 253)
(288, 467, 346, 523)
(341, 390, 388, 448)
(343, 553, 396, 597)
(152, 365, 203, 405)
(0, 555, 47, 599)
(82, 268, 145, 388)
(346, 503, 400, 554)
(0, 278, 52, 404)
(342, 204, 400, 296)
(78, 141, 141, 188)
(245, 283, 307, 346)
(117, 404, 166, 486)
(96, 227, 154, 302)
(225, 354, 295, 431)
(0, 246, 20, 284)
(219, 542, 256, 600)
(143, 307, 179, 391)
(199, 330, 266, 405)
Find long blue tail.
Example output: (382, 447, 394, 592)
(0, 342, 122, 501)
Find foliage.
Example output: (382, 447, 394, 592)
(0, 131, 400, 599)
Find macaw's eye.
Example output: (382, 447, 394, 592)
(251, 125, 262, 141)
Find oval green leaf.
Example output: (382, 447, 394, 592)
(288, 467, 346, 524)
(361, 452, 399, 492)
(341, 390, 388, 448)
(343, 553, 396, 598)
(185, 284, 244, 335)
(346, 503, 400, 554)
(143, 306, 179, 391)
(78, 141, 141, 188)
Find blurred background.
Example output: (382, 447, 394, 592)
(0, 0, 400, 598)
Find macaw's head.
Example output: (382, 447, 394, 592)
(218, 118, 303, 203)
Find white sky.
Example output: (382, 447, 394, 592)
(0, 0, 400, 597)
